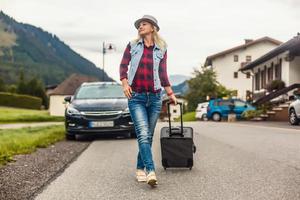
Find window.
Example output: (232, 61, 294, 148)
(267, 66, 273, 81)
(246, 55, 252, 62)
(234, 72, 238, 78)
(275, 59, 282, 80)
(255, 71, 260, 90)
(261, 69, 266, 88)
(234, 55, 239, 62)
(234, 100, 246, 107)
(218, 100, 231, 106)
(246, 72, 251, 79)
(268, 62, 274, 81)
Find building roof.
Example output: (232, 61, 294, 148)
(204, 37, 282, 66)
(240, 34, 300, 71)
(49, 74, 99, 95)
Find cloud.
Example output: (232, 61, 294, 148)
(1, 0, 300, 82)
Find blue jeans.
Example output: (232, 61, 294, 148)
(128, 91, 162, 173)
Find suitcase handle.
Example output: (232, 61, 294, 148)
(168, 127, 184, 137)
(167, 101, 183, 136)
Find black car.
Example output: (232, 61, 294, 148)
(64, 82, 136, 140)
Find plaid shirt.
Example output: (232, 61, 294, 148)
(119, 43, 170, 93)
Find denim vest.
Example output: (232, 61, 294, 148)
(128, 39, 166, 91)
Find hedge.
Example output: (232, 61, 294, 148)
(0, 92, 42, 110)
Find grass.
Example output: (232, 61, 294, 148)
(0, 106, 64, 123)
(175, 111, 196, 122)
(0, 125, 65, 166)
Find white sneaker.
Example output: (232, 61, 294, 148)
(136, 169, 147, 182)
(146, 171, 158, 186)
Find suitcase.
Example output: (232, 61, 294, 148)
(160, 102, 196, 170)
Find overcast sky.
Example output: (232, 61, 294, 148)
(1, 0, 299, 82)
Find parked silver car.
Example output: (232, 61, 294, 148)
(288, 94, 300, 125)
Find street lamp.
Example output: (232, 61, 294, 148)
(102, 42, 116, 81)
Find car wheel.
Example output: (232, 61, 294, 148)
(66, 133, 76, 140)
(212, 113, 221, 122)
(202, 114, 208, 121)
(289, 109, 299, 125)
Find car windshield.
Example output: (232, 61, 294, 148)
(234, 100, 246, 107)
(75, 84, 125, 99)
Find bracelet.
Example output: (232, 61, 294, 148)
(167, 91, 174, 96)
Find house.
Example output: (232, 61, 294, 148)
(160, 94, 187, 121)
(48, 74, 98, 116)
(240, 34, 300, 103)
(45, 84, 58, 96)
(204, 37, 282, 100)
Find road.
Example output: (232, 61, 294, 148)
(34, 122, 300, 200)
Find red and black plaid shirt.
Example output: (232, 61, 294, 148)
(119, 43, 170, 93)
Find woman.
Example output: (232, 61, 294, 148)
(119, 15, 177, 186)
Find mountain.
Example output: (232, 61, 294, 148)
(172, 80, 189, 95)
(0, 11, 113, 85)
(162, 80, 189, 97)
(169, 74, 191, 86)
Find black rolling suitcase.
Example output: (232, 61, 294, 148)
(160, 102, 196, 170)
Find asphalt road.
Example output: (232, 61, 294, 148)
(34, 122, 300, 200)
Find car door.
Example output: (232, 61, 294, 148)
(295, 97, 300, 117)
(234, 100, 247, 117)
(218, 100, 231, 117)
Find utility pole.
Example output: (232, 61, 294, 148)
(102, 42, 116, 82)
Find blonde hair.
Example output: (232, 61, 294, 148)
(133, 26, 167, 51)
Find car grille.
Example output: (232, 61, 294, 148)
(80, 111, 123, 116)
(80, 110, 123, 120)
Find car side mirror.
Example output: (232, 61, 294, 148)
(64, 96, 72, 102)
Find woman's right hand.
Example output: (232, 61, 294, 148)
(121, 78, 132, 99)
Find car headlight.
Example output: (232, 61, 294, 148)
(122, 107, 130, 115)
(66, 106, 81, 115)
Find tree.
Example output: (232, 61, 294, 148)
(185, 67, 233, 111)
(16, 70, 49, 108)
(27, 77, 49, 108)
(0, 77, 6, 92)
(17, 69, 27, 94)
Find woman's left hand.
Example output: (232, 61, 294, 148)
(169, 94, 177, 105)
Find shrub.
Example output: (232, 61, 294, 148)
(266, 80, 285, 92)
(241, 110, 263, 120)
(0, 92, 42, 109)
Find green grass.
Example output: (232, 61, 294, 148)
(0, 106, 64, 123)
(0, 125, 65, 166)
(175, 111, 196, 122)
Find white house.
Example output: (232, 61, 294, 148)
(204, 37, 282, 100)
(161, 94, 187, 121)
(241, 34, 300, 101)
(48, 74, 98, 116)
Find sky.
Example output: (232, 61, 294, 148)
(1, 0, 299, 82)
